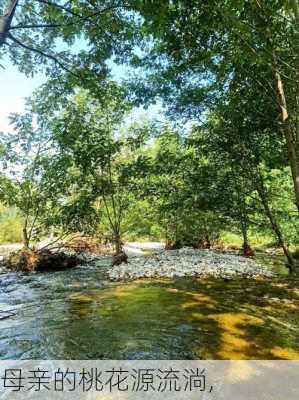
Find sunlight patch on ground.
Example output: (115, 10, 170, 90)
(180, 291, 217, 310)
(207, 313, 263, 359)
(270, 347, 299, 360)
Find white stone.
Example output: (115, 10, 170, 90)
(106, 248, 274, 281)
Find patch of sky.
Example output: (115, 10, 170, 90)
(0, 39, 165, 133)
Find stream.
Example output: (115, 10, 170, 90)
(0, 252, 299, 360)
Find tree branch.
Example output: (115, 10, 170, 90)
(8, 32, 79, 78)
(10, 23, 63, 30)
(34, 0, 125, 22)
(34, 0, 83, 18)
(0, 0, 18, 46)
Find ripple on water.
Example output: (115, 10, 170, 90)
(0, 267, 298, 360)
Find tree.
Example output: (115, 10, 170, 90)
(50, 89, 148, 256)
(0, 105, 65, 248)
(0, 0, 138, 79)
(188, 127, 256, 256)
(130, 0, 299, 213)
(200, 93, 297, 271)
(138, 127, 224, 249)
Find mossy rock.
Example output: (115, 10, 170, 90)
(5, 248, 80, 273)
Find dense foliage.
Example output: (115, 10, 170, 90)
(0, 0, 298, 272)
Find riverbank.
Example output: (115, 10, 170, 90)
(107, 247, 274, 281)
(0, 242, 279, 279)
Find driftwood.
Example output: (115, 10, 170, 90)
(4, 248, 80, 273)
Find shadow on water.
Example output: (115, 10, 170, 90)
(0, 263, 298, 360)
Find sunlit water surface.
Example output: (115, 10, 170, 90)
(0, 259, 298, 360)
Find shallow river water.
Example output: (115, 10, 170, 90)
(0, 259, 299, 360)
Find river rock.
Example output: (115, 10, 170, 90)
(107, 248, 274, 281)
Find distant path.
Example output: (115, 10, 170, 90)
(0, 243, 22, 259)
(123, 242, 164, 257)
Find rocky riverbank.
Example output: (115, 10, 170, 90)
(0, 243, 275, 280)
(107, 247, 274, 281)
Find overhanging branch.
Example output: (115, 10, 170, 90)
(34, 0, 125, 22)
(10, 23, 63, 30)
(8, 32, 80, 78)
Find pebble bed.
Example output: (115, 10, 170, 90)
(107, 248, 274, 281)
(0, 247, 274, 280)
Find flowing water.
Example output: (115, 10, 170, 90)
(0, 258, 299, 360)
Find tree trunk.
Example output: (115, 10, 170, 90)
(204, 235, 211, 249)
(241, 220, 248, 248)
(290, 0, 299, 23)
(0, 0, 18, 46)
(240, 222, 254, 256)
(275, 69, 299, 213)
(114, 233, 122, 255)
(22, 227, 29, 249)
(256, 181, 295, 272)
(284, 123, 299, 212)
(111, 232, 127, 266)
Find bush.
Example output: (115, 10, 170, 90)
(0, 208, 23, 244)
(293, 249, 299, 260)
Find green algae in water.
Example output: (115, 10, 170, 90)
(0, 265, 298, 360)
